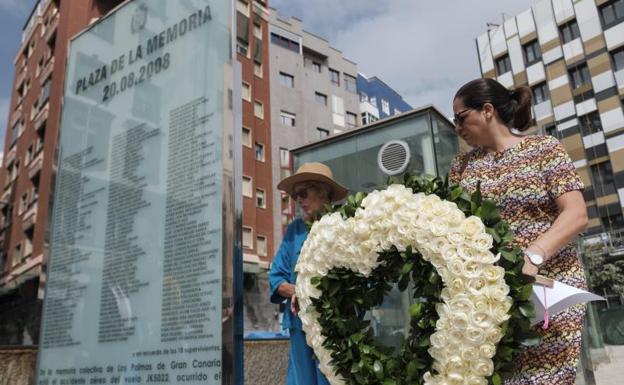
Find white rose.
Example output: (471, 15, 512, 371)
(465, 327, 486, 346)
(471, 233, 493, 251)
(461, 216, 486, 237)
(478, 343, 496, 359)
(486, 327, 503, 344)
(483, 265, 505, 282)
(471, 358, 494, 377)
(447, 231, 466, 245)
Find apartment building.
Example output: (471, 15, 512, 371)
(357, 73, 412, 126)
(268, 8, 361, 247)
(476, 0, 624, 235)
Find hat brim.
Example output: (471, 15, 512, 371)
(277, 172, 349, 202)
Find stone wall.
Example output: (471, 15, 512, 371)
(0, 347, 37, 385)
(0, 340, 289, 385)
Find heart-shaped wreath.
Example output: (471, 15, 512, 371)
(295, 175, 538, 385)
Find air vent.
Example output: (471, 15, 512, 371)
(377, 140, 410, 176)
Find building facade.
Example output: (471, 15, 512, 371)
(268, 8, 360, 248)
(357, 74, 412, 125)
(476, 0, 624, 235)
(0, 0, 131, 344)
(236, 0, 275, 271)
(0, 0, 274, 343)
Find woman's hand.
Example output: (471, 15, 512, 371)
(291, 294, 300, 315)
(277, 282, 296, 299)
(522, 254, 539, 277)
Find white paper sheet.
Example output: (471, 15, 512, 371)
(531, 280, 605, 324)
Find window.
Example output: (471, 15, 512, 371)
(360, 93, 368, 102)
(329, 69, 340, 86)
(255, 142, 264, 161)
(381, 99, 390, 115)
(26, 145, 33, 165)
(599, 0, 624, 29)
(41, 77, 51, 105)
(278, 72, 294, 88)
(19, 193, 28, 215)
(559, 19, 580, 44)
(237, 41, 249, 56)
(344, 74, 357, 93)
(242, 176, 253, 197)
(532, 82, 550, 104)
(568, 63, 591, 90)
(591, 161, 616, 197)
(346, 112, 357, 129)
(495, 55, 512, 75)
(369, 96, 377, 105)
(242, 227, 253, 249)
(242, 82, 251, 101)
(257, 236, 267, 257)
(242, 127, 252, 147)
(256, 189, 266, 208)
(253, 23, 262, 39)
(36, 57, 44, 77)
(612, 47, 624, 72)
(314, 92, 327, 106)
(279, 148, 290, 168)
(270, 33, 300, 53)
(11, 120, 22, 147)
(523, 40, 542, 66)
(312, 62, 321, 73)
(13, 243, 22, 267)
(544, 124, 559, 139)
(237, 0, 249, 15)
(317, 127, 329, 139)
(254, 61, 263, 77)
(280, 111, 296, 126)
(254, 100, 264, 119)
(579, 112, 603, 136)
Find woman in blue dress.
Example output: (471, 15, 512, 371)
(269, 162, 348, 385)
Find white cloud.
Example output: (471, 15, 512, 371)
(271, 0, 537, 115)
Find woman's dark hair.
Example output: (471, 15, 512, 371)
(454, 78, 533, 131)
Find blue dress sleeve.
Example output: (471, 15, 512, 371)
(269, 222, 294, 304)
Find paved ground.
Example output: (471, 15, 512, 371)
(586, 344, 624, 385)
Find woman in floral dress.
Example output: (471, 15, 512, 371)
(448, 78, 589, 384)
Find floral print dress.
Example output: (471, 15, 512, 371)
(448, 135, 587, 385)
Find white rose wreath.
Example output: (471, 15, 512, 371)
(295, 176, 538, 385)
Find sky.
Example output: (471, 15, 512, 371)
(0, 0, 37, 143)
(270, 0, 538, 116)
(0, 0, 541, 142)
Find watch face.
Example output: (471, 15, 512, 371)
(529, 253, 543, 265)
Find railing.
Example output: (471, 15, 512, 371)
(28, 151, 44, 180)
(579, 228, 624, 257)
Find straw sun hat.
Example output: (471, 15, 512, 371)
(277, 162, 348, 202)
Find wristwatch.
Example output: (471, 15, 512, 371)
(524, 250, 544, 266)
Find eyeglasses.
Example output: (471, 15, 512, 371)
(290, 188, 309, 200)
(453, 108, 473, 126)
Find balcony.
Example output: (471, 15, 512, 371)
(43, 12, 59, 44)
(9, 105, 22, 128)
(22, 202, 38, 231)
(40, 56, 54, 81)
(33, 104, 48, 131)
(28, 151, 44, 180)
(5, 147, 17, 166)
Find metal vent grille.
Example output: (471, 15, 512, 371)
(377, 140, 410, 176)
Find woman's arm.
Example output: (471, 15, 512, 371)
(523, 190, 588, 275)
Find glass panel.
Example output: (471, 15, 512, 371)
(36, 2, 235, 385)
(295, 111, 438, 193)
